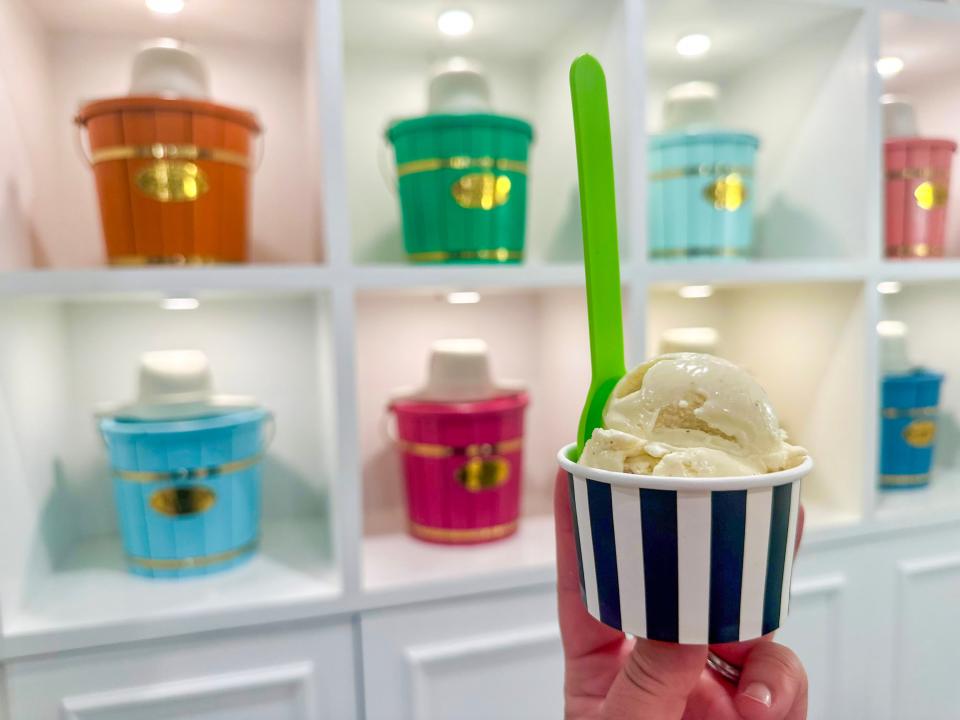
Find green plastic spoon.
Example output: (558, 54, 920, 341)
(570, 54, 626, 457)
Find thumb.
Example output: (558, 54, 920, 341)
(601, 639, 707, 719)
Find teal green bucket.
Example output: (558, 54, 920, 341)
(648, 131, 759, 260)
(386, 113, 533, 264)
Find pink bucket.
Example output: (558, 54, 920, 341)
(389, 392, 529, 544)
(885, 137, 957, 259)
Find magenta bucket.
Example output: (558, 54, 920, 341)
(389, 392, 529, 544)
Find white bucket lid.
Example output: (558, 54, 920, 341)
(663, 81, 720, 130)
(130, 39, 209, 98)
(397, 338, 524, 402)
(428, 57, 492, 114)
(881, 94, 918, 138)
(97, 349, 258, 420)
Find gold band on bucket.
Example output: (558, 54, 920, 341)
(398, 437, 523, 459)
(407, 248, 523, 262)
(114, 453, 263, 484)
(108, 254, 224, 266)
(649, 164, 754, 181)
(885, 168, 948, 181)
(650, 247, 749, 259)
(880, 473, 930, 486)
(887, 243, 941, 258)
(397, 156, 527, 177)
(90, 143, 250, 169)
(126, 537, 259, 570)
(882, 406, 938, 419)
(409, 521, 518, 542)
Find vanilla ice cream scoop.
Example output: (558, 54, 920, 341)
(580, 353, 806, 477)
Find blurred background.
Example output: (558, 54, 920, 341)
(0, 0, 958, 717)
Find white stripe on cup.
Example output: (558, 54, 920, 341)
(573, 474, 599, 619)
(677, 490, 712, 643)
(611, 485, 646, 637)
(739, 486, 773, 641)
(781, 481, 801, 620)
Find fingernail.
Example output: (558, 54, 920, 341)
(741, 682, 772, 707)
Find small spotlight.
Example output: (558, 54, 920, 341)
(146, 0, 185, 15)
(161, 297, 199, 310)
(877, 281, 902, 295)
(675, 33, 711, 58)
(877, 320, 907, 337)
(678, 284, 714, 299)
(876, 56, 904, 78)
(446, 291, 481, 305)
(437, 9, 474, 37)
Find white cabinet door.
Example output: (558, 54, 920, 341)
(361, 587, 563, 720)
(3, 619, 357, 720)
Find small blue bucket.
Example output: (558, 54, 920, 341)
(880, 370, 943, 489)
(648, 131, 759, 260)
(99, 408, 271, 579)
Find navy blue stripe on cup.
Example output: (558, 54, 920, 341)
(587, 479, 622, 630)
(568, 473, 586, 603)
(640, 488, 679, 642)
(762, 483, 794, 635)
(708, 489, 748, 644)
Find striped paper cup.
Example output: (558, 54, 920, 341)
(558, 444, 812, 644)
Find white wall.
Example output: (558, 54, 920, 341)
(0, 300, 70, 628)
(0, 0, 56, 269)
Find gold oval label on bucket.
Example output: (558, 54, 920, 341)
(135, 160, 210, 203)
(149, 486, 217, 516)
(456, 457, 510, 492)
(903, 419, 937, 448)
(451, 173, 511, 210)
(914, 181, 948, 210)
(703, 173, 746, 211)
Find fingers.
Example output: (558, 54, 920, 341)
(554, 468, 624, 660)
(603, 639, 707, 720)
(796, 504, 805, 557)
(733, 641, 808, 720)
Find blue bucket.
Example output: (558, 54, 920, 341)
(99, 408, 271, 579)
(880, 370, 943, 489)
(648, 131, 759, 260)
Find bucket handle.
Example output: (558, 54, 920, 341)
(73, 117, 266, 172)
(381, 409, 399, 446)
(74, 117, 95, 167)
(378, 138, 399, 196)
(261, 412, 276, 452)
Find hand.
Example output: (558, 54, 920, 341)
(555, 469, 808, 719)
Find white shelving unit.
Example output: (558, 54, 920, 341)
(1, 3, 960, 714)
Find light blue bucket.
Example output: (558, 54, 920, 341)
(99, 408, 271, 579)
(648, 131, 759, 260)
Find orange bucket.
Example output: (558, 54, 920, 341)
(76, 96, 261, 265)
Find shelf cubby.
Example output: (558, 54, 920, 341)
(341, 0, 635, 265)
(0, 0, 326, 270)
(0, 290, 341, 655)
(877, 280, 960, 521)
(647, 279, 868, 530)
(646, 0, 871, 260)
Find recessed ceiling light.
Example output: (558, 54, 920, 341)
(678, 284, 714, 299)
(877, 281, 902, 294)
(446, 290, 481, 304)
(876, 56, 904, 78)
(161, 297, 199, 310)
(676, 33, 711, 58)
(877, 320, 907, 337)
(146, 0, 185, 14)
(437, 9, 474, 37)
